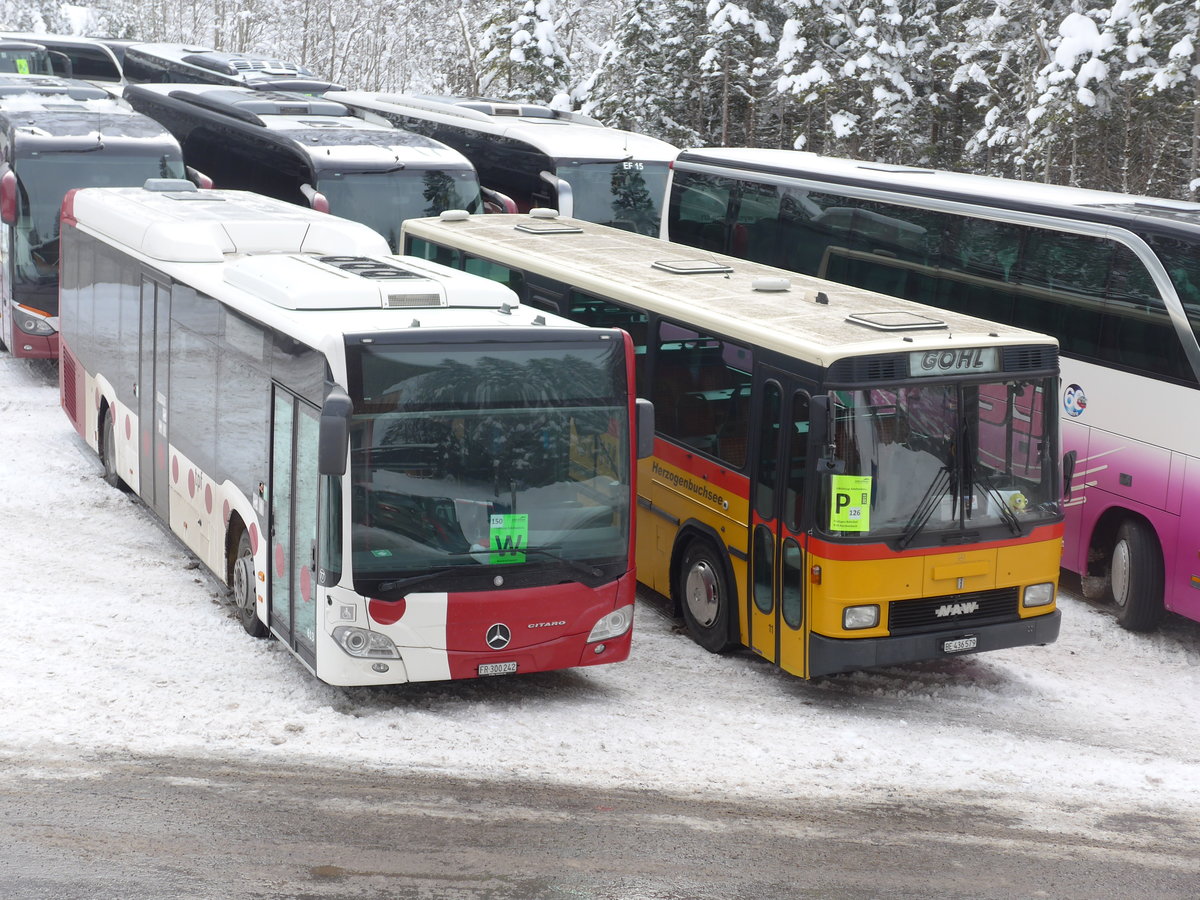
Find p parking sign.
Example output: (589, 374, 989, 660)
(830, 475, 872, 532)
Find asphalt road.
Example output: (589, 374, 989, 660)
(3, 750, 1199, 900)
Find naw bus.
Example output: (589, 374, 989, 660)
(59, 183, 649, 686)
(0, 77, 184, 358)
(664, 148, 1200, 632)
(403, 211, 1064, 678)
(123, 83, 482, 252)
(328, 92, 677, 233)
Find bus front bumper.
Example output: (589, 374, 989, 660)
(808, 610, 1061, 678)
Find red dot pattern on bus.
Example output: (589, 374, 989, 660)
(369, 597, 406, 625)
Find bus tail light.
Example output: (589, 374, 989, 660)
(332, 625, 400, 658)
(587, 604, 633, 642)
(1023, 583, 1055, 608)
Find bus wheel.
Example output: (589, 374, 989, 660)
(233, 531, 268, 639)
(101, 412, 127, 491)
(1110, 520, 1165, 633)
(678, 539, 736, 653)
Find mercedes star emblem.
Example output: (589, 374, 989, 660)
(486, 623, 511, 650)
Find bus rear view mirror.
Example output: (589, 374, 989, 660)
(1, 170, 15, 225)
(1062, 449, 1077, 501)
(301, 183, 330, 214)
(319, 386, 353, 476)
(186, 166, 213, 189)
(636, 398, 655, 459)
(810, 393, 843, 473)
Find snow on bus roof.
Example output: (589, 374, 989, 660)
(70, 183, 389, 262)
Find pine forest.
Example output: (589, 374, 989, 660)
(6, 0, 1200, 199)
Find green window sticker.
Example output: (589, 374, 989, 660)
(16, 60, 29, 75)
(830, 475, 872, 532)
(489, 514, 528, 564)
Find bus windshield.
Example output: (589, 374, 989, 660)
(317, 168, 482, 251)
(349, 340, 630, 591)
(559, 161, 668, 236)
(822, 380, 1058, 542)
(13, 151, 184, 311)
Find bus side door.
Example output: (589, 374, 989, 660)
(749, 370, 812, 676)
(270, 387, 320, 664)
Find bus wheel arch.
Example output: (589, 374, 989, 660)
(1087, 509, 1165, 632)
(672, 527, 739, 653)
(226, 515, 268, 639)
(98, 401, 127, 491)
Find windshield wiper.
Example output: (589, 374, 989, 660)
(521, 547, 605, 583)
(373, 568, 457, 600)
(898, 466, 951, 550)
(973, 474, 1024, 536)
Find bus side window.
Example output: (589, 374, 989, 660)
(786, 393, 811, 532)
(668, 170, 733, 253)
(407, 236, 461, 268)
(569, 291, 647, 397)
(654, 321, 752, 467)
(463, 255, 524, 295)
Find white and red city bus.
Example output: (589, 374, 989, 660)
(59, 182, 647, 686)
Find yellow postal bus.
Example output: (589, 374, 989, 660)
(402, 211, 1065, 677)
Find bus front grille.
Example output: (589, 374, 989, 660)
(887, 587, 1020, 635)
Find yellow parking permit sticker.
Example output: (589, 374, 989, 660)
(830, 475, 872, 532)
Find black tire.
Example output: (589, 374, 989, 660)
(233, 530, 269, 639)
(1110, 519, 1165, 632)
(100, 412, 128, 491)
(677, 539, 737, 653)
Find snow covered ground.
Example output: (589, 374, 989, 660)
(4, 352, 1200, 826)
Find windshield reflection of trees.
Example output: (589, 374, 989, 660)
(351, 353, 628, 574)
(828, 381, 1056, 542)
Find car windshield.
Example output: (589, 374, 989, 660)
(12, 151, 184, 312)
(558, 161, 668, 236)
(348, 340, 630, 591)
(820, 379, 1058, 544)
(318, 168, 483, 251)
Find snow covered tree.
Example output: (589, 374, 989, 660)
(478, 0, 571, 103)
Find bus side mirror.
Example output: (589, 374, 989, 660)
(301, 183, 330, 214)
(48, 50, 73, 78)
(186, 166, 213, 189)
(636, 398, 655, 459)
(1062, 449, 1077, 501)
(809, 394, 843, 474)
(0, 169, 16, 225)
(319, 387, 353, 476)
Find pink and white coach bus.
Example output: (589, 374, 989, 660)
(664, 149, 1200, 633)
(58, 182, 648, 686)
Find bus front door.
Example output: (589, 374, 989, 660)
(749, 372, 811, 677)
(138, 278, 170, 521)
(270, 388, 320, 664)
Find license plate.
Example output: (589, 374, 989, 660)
(478, 661, 518, 676)
(942, 635, 978, 654)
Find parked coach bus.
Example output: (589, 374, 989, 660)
(120, 43, 341, 94)
(664, 148, 1200, 633)
(59, 182, 649, 686)
(0, 77, 184, 358)
(0, 33, 124, 84)
(330, 92, 677, 233)
(124, 83, 483, 252)
(403, 211, 1064, 679)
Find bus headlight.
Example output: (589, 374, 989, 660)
(587, 604, 633, 642)
(843, 605, 880, 630)
(15, 309, 54, 336)
(1023, 583, 1055, 608)
(332, 625, 400, 658)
